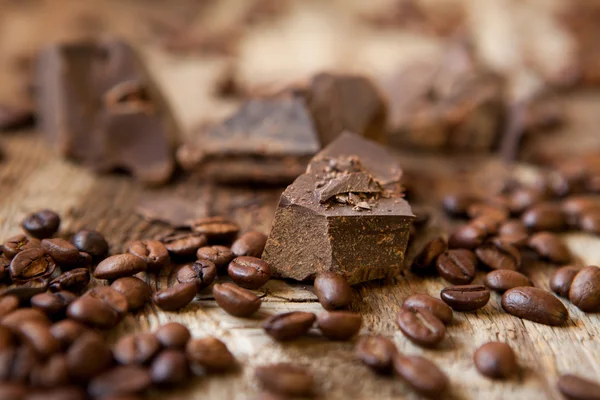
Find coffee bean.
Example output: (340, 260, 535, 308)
(467, 202, 509, 222)
(1, 308, 50, 329)
(231, 231, 268, 257)
(475, 238, 521, 270)
(507, 187, 546, 214)
(470, 215, 501, 236)
(411, 237, 447, 275)
(150, 349, 188, 386)
(114, 333, 161, 365)
(522, 202, 565, 231)
(499, 220, 528, 237)
(176, 260, 217, 291)
(355, 335, 396, 373)
(9, 248, 56, 281)
(0, 345, 37, 383)
(496, 232, 529, 248)
(186, 337, 236, 373)
(440, 285, 490, 311)
(569, 266, 600, 312)
(0, 296, 19, 319)
(30, 353, 70, 388)
(448, 224, 487, 249)
(190, 216, 240, 243)
(16, 320, 60, 357)
(87, 365, 151, 398)
(66, 331, 112, 381)
(436, 249, 476, 284)
(263, 311, 316, 341)
(110, 277, 151, 311)
(2, 234, 40, 259)
(48, 268, 89, 294)
(31, 291, 77, 317)
(561, 196, 600, 225)
(127, 240, 169, 272)
(50, 319, 90, 350)
(484, 270, 532, 293)
(21, 209, 60, 239)
(41, 238, 80, 268)
(212, 283, 261, 317)
(317, 311, 361, 341)
(442, 193, 477, 217)
(71, 230, 109, 259)
(557, 374, 600, 400)
(0, 278, 49, 301)
(550, 266, 580, 298)
(502, 287, 568, 325)
(227, 256, 271, 289)
(580, 211, 600, 235)
(402, 294, 453, 325)
(94, 254, 147, 280)
(392, 354, 449, 398)
(255, 363, 313, 397)
(396, 308, 445, 347)
(528, 232, 571, 264)
(67, 286, 128, 329)
(313, 271, 353, 310)
(473, 342, 518, 379)
(155, 323, 190, 349)
(196, 245, 234, 270)
(0, 256, 8, 280)
(152, 282, 197, 311)
(161, 231, 207, 258)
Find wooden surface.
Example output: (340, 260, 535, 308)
(1, 1, 600, 399)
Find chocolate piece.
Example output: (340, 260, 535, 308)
(263, 132, 413, 284)
(35, 39, 176, 185)
(177, 93, 320, 184)
(305, 72, 387, 146)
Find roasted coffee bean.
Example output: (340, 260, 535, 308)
(436, 249, 476, 284)
(190, 216, 240, 243)
(1, 308, 50, 329)
(580, 211, 600, 235)
(21, 209, 60, 239)
(496, 232, 529, 248)
(0, 296, 19, 319)
(127, 240, 169, 272)
(227, 256, 271, 289)
(550, 266, 580, 298)
(522, 202, 565, 231)
(196, 245, 234, 270)
(0, 256, 9, 280)
(502, 287, 568, 325)
(161, 231, 207, 258)
(67, 286, 128, 329)
(473, 342, 518, 379)
(41, 238, 80, 268)
(9, 248, 56, 281)
(355, 335, 396, 374)
(94, 254, 147, 280)
(393, 354, 449, 398)
(499, 220, 528, 237)
(0, 345, 37, 382)
(2, 234, 40, 259)
(49, 268, 90, 293)
(186, 337, 236, 373)
(152, 282, 197, 311)
(442, 193, 477, 217)
(263, 312, 316, 341)
(440, 285, 490, 311)
(150, 349, 188, 386)
(50, 319, 90, 350)
(557, 374, 600, 400)
(561, 196, 600, 224)
(231, 231, 268, 257)
(402, 294, 453, 325)
(470, 215, 501, 236)
(569, 266, 600, 312)
(110, 277, 151, 311)
(87, 365, 151, 398)
(30, 353, 70, 388)
(155, 323, 190, 349)
(31, 291, 77, 317)
(448, 224, 487, 249)
(507, 187, 546, 214)
(0, 278, 49, 302)
(396, 308, 445, 347)
(71, 230, 109, 259)
(255, 363, 313, 397)
(528, 232, 571, 264)
(176, 260, 217, 291)
(475, 238, 521, 270)
(66, 331, 112, 380)
(467, 202, 509, 222)
(16, 320, 60, 357)
(411, 237, 447, 275)
(484, 270, 531, 293)
(317, 311, 362, 341)
(114, 333, 161, 365)
(313, 271, 353, 310)
(212, 283, 261, 317)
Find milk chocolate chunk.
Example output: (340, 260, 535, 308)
(177, 93, 320, 184)
(263, 132, 413, 284)
(35, 39, 176, 185)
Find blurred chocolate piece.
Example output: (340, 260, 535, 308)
(35, 39, 176, 185)
(263, 132, 413, 284)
